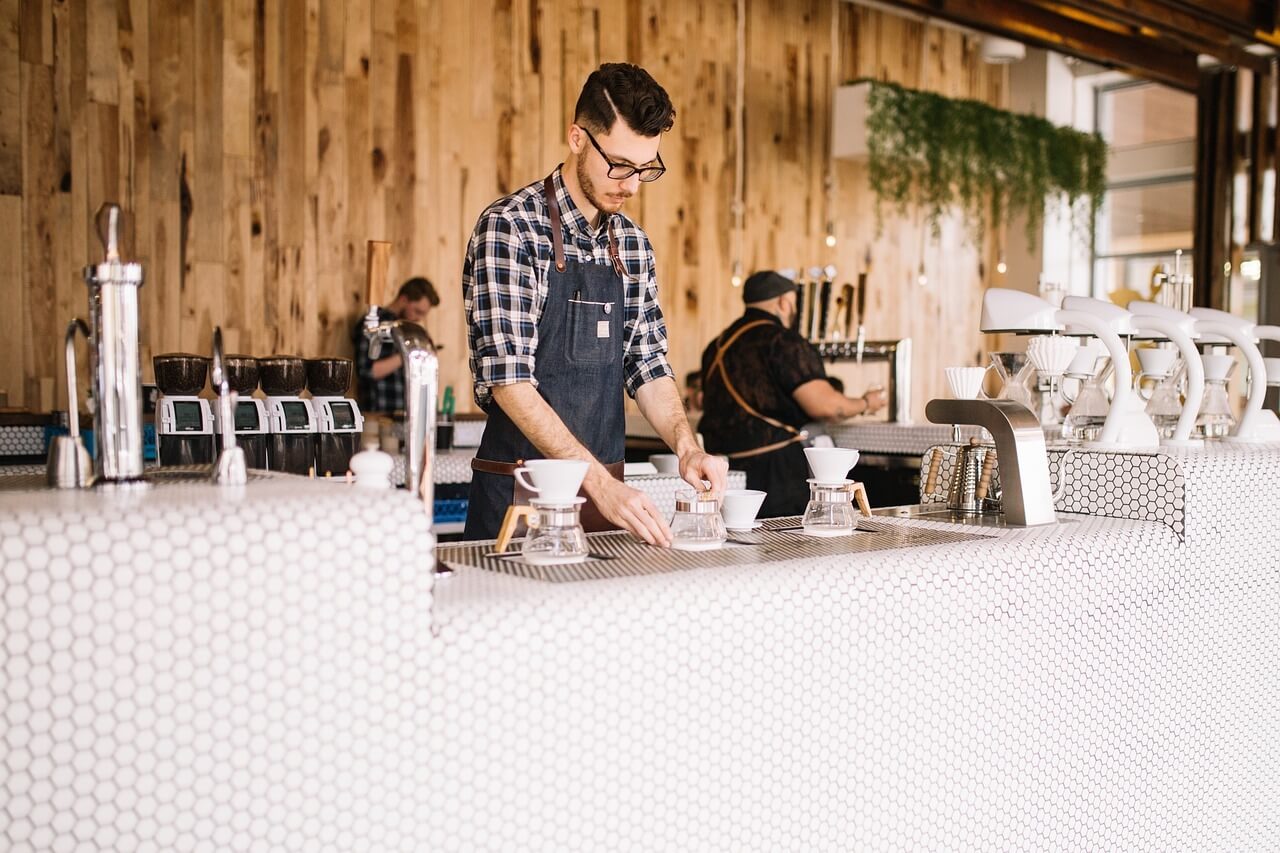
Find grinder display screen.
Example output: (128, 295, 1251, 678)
(282, 401, 310, 431)
(330, 402, 355, 430)
(234, 401, 260, 431)
(173, 401, 204, 432)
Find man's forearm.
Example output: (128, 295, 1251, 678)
(370, 353, 403, 380)
(488, 382, 611, 483)
(822, 394, 869, 422)
(634, 376, 700, 455)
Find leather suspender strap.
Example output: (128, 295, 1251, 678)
(706, 319, 809, 459)
(606, 218, 625, 278)
(544, 175, 566, 272)
(545, 173, 625, 279)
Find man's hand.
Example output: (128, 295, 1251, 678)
(862, 386, 888, 414)
(678, 449, 729, 496)
(585, 469, 673, 547)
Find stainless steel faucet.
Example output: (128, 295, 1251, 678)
(210, 327, 247, 486)
(925, 398, 1056, 526)
(364, 306, 439, 517)
(83, 203, 146, 483)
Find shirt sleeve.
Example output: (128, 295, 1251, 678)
(770, 331, 829, 395)
(622, 241, 675, 398)
(353, 320, 375, 384)
(463, 207, 542, 406)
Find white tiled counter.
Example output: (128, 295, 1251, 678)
(3, 447, 1280, 849)
(827, 421, 983, 455)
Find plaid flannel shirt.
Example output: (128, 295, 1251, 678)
(351, 308, 405, 414)
(462, 166, 674, 409)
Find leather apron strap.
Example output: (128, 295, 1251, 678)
(706, 319, 809, 460)
(545, 175, 626, 279)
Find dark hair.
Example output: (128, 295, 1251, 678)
(397, 277, 439, 307)
(574, 63, 675, 137)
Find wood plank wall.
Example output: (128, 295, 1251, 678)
(1, 0, 1006, 419)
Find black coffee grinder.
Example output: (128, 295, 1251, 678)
(153, 353, 215, 466)
(211, 355, 269, 469)
(260, 356, 315, 475)
(307, 357, 364, 477)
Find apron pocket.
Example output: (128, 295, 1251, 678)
(567, 298, 619, 365)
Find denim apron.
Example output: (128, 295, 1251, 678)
(463, 174, 627, 540)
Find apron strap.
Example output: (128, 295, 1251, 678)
(707, 319, 809, 458)
(544, 175, 567, 272)
(544, 172, 626, 279)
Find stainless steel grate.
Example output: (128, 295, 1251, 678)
(437, 517, 992, 582)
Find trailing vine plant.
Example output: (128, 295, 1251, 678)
(861, 79, 1107, 247)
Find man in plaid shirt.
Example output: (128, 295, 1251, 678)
(462, 63, 727, 544)
(352, 277, 439, 415)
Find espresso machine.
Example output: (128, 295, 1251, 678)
(211, 355, 268, 469)
(152, 353, 215, 466)
(306, 357, 364, 476)
(260, 356, 315, 475)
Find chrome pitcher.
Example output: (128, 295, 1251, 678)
(83, 203, 146, 482)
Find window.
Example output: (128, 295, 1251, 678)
(1091, 82, 1196, 300)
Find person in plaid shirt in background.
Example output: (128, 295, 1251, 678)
(462, 63, 727, 544)
(351, 277, 438, 414)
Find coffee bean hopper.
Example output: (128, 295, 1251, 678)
(153, 353, 215, 466)
(306, 357, 364, 477)
(260, 356, 315, 475)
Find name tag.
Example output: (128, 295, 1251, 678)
(596, 320, 610, 339)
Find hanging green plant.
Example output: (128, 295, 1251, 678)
(859, 78, 1107, 247)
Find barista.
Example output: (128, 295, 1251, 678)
(698, 271, 886, 517)
(462, 62, 727, 545)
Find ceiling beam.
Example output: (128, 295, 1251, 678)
(1029, 0, 1273, 73)
(877, 0, 1201, 90)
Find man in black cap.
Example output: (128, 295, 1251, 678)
(698, 270, 886, 517)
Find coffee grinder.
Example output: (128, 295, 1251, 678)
(211, 355, 268, 469)
(260, 356, 315, 475)
(306, 357, 364, 476)
(152, 353, 215, 466)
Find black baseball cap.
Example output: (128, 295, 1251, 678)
(742, 270, 797, 303)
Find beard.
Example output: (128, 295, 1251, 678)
(576, 156, 631, 216)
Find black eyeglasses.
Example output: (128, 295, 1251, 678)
(581, 127, 666, 182)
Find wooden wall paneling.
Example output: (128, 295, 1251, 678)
(272, 0, 306, 356)
(385, 9, 417, 354)
(20, 57, 57, 410)
(3, 0, 1011, 420)
(192, 0, 223, 271)
(0, 194, 24, 406)
(86, 0, 118, 105)
(223, 0, 255, 355)
(312, 0, 347, 360)
(18, 0, 50, 66)
(365, 0, 394, 278)
(146, 0, 187, 371)
(342, 0, 370, 321)
(117, 0, 148, 261)
(1, 0, 23, 195)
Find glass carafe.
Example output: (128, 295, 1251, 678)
(670, 489, 727, 551)
(1062, 356, 1113, 442)
(521, 499, 589, 564)
(989, 352, 1037, 411)
(1196, 383, 1236, 439)
(1143, 363, 1185, 440)
(801, 480, 858, 536)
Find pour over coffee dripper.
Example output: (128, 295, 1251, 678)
(1196, 354, 1237, 439)
(1026, 335, 1079, 428)
(987, 352, 1037, 412)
